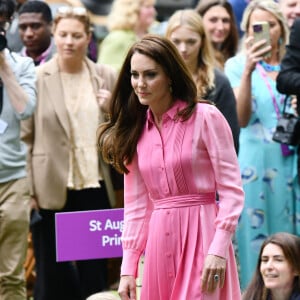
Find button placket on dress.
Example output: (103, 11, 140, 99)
(156, 117, 175, 278)
(155, 117, 171, 196)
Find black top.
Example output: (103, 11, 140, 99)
(267, 291, 300, 300)
(291, 292, 300, 300)
(204, 68, 240, 153)
(277, 18, 300, 114)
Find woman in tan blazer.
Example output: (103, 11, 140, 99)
(22, 6, 117, 300)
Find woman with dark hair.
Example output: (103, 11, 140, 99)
(195, 0, 239, 69)
(242, 232, 300, 300)
(97, 34, 244, 299)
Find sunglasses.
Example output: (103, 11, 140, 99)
(56, 6, 88, 16)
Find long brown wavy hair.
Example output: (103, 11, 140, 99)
(97, 34, 197, 174)
(242, 232, 300, 300)
(195, 0, 239, 69)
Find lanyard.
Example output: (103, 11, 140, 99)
(256, 63, 284, 120)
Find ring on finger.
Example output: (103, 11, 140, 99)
(214, 274, 219, 282)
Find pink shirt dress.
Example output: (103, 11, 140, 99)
(121, 100, 244, 299)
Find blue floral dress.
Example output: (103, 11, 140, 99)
(225, 54, 300, 290)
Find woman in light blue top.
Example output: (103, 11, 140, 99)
(225, 0, 300, 291)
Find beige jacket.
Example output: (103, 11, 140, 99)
(21, 56, 117, 210)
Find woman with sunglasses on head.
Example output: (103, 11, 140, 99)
(97, 0, 157, 72)
(21, 6, 117, 300)
(165, 9, 240, 153)
(242, 232, 300, 300)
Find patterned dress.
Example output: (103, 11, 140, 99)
(225, 54, 300, 290)
(120, 100, 244, 299)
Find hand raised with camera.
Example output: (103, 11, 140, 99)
(244, 36, 272, 74)
(232, 36, 272, 127)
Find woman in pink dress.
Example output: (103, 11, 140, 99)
(97, 34, 244, 300)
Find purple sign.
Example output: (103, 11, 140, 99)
(55, 208, 124, 262)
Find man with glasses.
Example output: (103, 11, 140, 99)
(0, 0, 36, 299)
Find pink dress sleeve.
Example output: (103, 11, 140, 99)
(120, 153, 154, 277)
(199, 104, 244, 258)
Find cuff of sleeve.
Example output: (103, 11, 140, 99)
(17, 101, 35, 120)
(120, 249, 141, 277)
(208, 229, 232, 259)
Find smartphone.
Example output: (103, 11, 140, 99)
(252, 21, 271, 58)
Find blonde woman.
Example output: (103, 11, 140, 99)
(22, 6, 117, 300)
(166, 9, 239, 152)
(97, 0, 156, 71)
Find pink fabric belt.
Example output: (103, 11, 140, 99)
(152, 193, 216, 210)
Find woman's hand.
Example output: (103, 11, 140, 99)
(235, 36, 272, 127)
(118, 275, 136, 300)
(201, 254, 226, 294)
(97, 88, 112, 112)
(244, 36, 272, 74)
(291, 96, 298, 116)
(30, 196, 39, 211)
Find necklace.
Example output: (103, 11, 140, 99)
(259, 60, 281, 72)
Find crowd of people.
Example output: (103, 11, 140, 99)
(0, 0, 300, 299)
(225, 0, 295, 290)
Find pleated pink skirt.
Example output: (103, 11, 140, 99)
(140, 197, 241, 300)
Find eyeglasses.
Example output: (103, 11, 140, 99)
(56, 6, 88, 16)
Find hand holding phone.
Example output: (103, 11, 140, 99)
(252, 21, 271, 58)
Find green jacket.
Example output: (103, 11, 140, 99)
(98, 30, 137, 71)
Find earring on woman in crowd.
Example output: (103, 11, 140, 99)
(169, 83, 173, 94)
